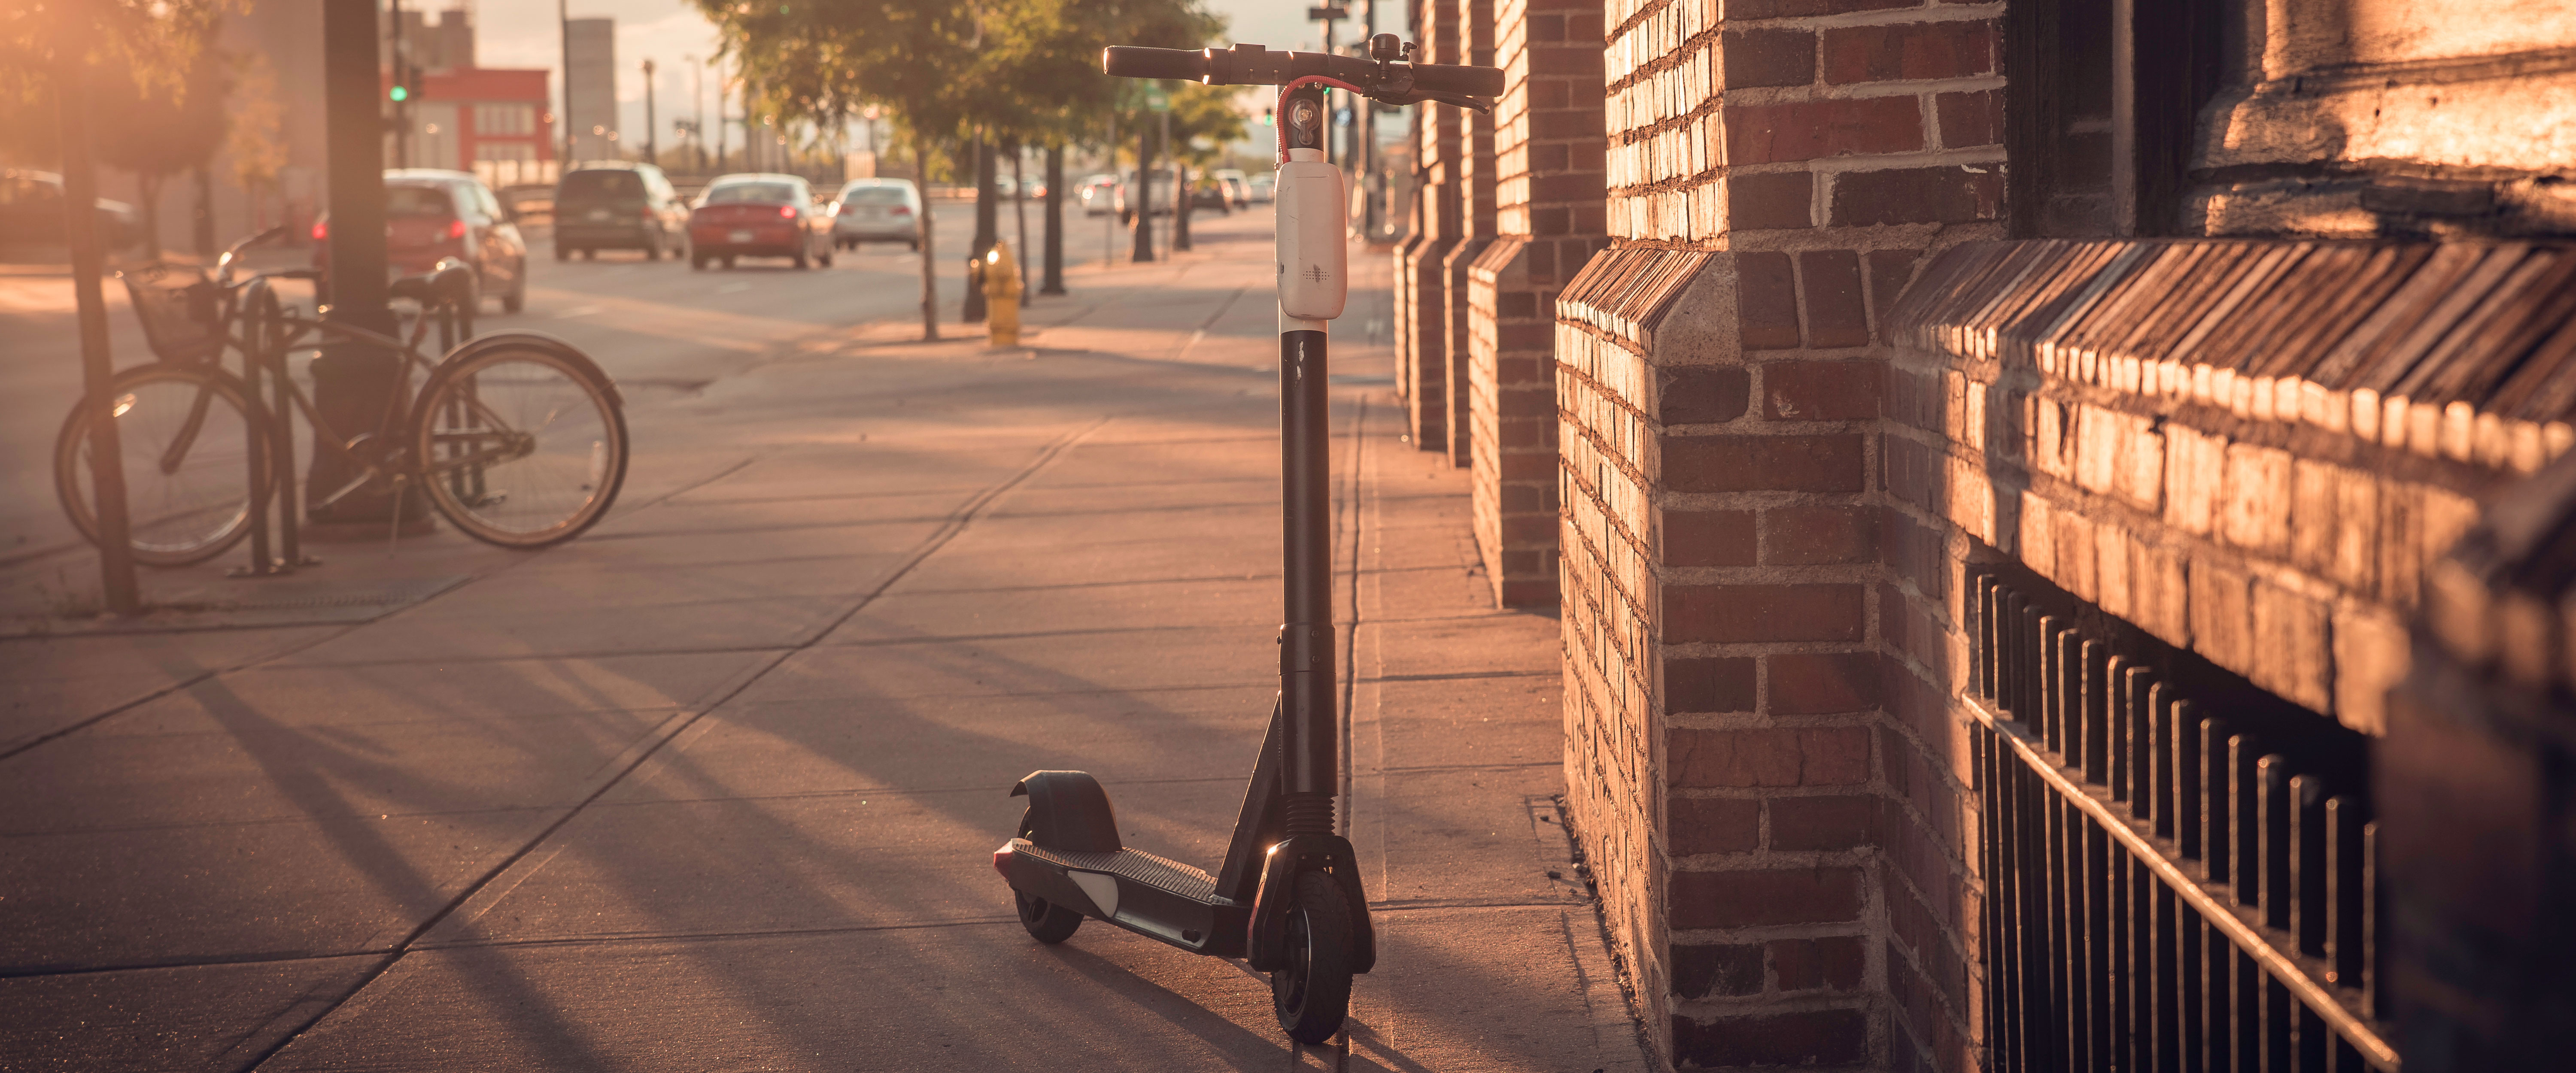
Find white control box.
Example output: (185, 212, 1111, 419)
(1274, 161, 1347, 321)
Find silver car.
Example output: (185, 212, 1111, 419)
(830, 178, 923, 251)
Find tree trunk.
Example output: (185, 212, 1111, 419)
(1130, 124, 1154, 263)
(1173, 163, 1192, 252)
(914, 130, 938, 341)
(137, 171, 164, 261)
(1011, 145, 1028, 283)
(59, 63, 142, 615)
(193, 164, 217, 256)
(965, 133, 995, 323)
(1041, 142, 1065, 295)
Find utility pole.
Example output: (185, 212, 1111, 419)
(642, 58, 657, 164)
(686, 54, 704, 170)
(1103, 104, 1117, 270)
(390, 0, 410, 169)
(558, 0, 574, 169)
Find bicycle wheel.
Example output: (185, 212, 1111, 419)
(53, 363, 268, 567)
(411, 343, 627, 548)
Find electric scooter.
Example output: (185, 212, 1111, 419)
(988, 37, 1504, 1045)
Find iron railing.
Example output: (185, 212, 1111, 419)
(1969, 570, 2396, 1072)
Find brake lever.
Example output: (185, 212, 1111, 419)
(1370, 88, 1493, 113)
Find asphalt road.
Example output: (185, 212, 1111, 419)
(0, 199, 1229, 566)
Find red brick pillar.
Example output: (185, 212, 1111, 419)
(1555, 1, 2002, 1068)
(1399, 0, 1466, 452)
(1441, 0, 1500, 468)
(1463, 0, 1606, 607)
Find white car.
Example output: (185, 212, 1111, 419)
(1078, 173, 1119, 216)
(1247, 173, 1276, 203)
(1210, 168, 1251, 208)
(830, 178, 923, 250)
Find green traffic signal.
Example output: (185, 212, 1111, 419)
(389, 85, 409, 103)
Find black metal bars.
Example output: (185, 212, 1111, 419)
(1972, 570, 2395, 1072)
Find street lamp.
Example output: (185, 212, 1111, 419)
(642, 58, 658, 164)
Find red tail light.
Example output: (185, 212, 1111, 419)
(777, 205, 796, 219)
(446, 218, 467, 239)
(889, 206, 912, 216)
(312, 221, 328, 242)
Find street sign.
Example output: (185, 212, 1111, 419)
(1143, 87, 1169, 112)
(1307, 5, 1349, 20)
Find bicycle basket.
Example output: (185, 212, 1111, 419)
(118, 263, 227, 365)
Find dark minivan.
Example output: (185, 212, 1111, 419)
(553, 162, 690, 261)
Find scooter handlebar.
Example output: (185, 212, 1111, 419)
(1102, 46, 1207, 81)
(1102, 42, 1503, 107)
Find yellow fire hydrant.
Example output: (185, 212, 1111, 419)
(984, 239, 1022, 347)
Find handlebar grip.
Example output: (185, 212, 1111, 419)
(1407, 63, 1505, 97)
(1103, 46, 1207, 81)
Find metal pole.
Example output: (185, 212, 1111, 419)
(687, 55, 703, 170)
(642, 58, 657, 164)
(56, 52, 143, 615)
(558, 0, 573, 167)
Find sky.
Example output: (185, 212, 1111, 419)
(460, 0, 1391, 151)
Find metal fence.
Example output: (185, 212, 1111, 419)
(1969, 570, 2397, 1072)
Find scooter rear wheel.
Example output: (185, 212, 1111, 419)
(1015, 889, 1082, 944)
(1272, 870, 1354, 1044)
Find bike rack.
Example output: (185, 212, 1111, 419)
(232, 280, 315, 578)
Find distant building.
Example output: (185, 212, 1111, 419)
(383, 8, 554, 188)
(563, 18, 618, 166)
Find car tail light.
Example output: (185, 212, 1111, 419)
(889, 206, 912, 216)
(777, 205, 796, 219)
(446, 218, 467, 239)
(312, 220, 328, 242)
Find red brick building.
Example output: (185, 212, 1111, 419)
(1390, 0, 2576, 1067)
(395, 67, 556, 185)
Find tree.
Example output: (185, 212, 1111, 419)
(225, 51, 288, 230)
(0, 0, 238, 617)
(96, 47, 229, 260)
(703, 0, 1220, 338)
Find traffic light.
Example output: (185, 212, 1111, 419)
(1263, 105, 1275, 127)
(389, 84, 410, 103)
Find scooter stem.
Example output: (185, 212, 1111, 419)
(1275, 82, 1341, 811)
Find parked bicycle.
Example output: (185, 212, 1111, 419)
(53, 227, 629, 566)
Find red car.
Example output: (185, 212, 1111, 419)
(688, 173, 835, 270)
(313, 169, 529, 312)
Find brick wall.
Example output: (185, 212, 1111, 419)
(1399, 0, 1468, 452)
(1556, 0, 2004, 1067)
(1462, 0, 1607, 608)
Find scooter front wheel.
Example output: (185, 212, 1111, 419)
(1015, 889, 1082, 944)
(1272, 870, 1355, 1044)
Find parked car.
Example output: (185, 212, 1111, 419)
(1021, 177, 1049, 200)
(1078, 173, 1119, 216)
(552, 161, 690, 261)
(1210, 168, 1252, 208)
(1190, 179, 1233, 213)
(313, 169, 528, 312)
(1247, 173, 1276, 203)
(0, 169, 141, 250)
(687, 173, 833, 270)
(1117, 174, 1176, 221)
(830, 178, 922, 251)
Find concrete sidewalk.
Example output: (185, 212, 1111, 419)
(0, 213, 1649, 1071)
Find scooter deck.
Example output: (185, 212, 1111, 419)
(1005, 838, 1252, 957)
